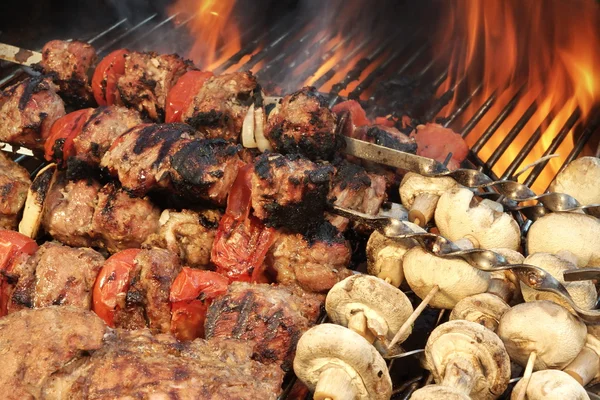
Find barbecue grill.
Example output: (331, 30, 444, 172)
(1, 1, 599, 398)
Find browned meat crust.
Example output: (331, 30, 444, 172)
(205, 282, 322, 372)
(117, 51, 190, 121)
(265, 86, 340, 160)
(0, 151, 31, 230)
(353, 124, 417, 154)
(41, 329, 284, 399)
(182, 71, 260, 142)
(40, 40, 97, 107)
(0, 76, 65, 151)
(0, 307, 106, 400)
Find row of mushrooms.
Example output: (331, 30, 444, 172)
(292, 157, 600, 399)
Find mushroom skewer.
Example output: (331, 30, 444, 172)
(399, 172, 458, 227)
(511, 370, 591, 400)
(562, 326, 600, 389)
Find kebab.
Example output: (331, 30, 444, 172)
(0, 152, 31, 230)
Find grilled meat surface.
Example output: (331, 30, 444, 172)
(41, 329, 284, 400)
(182, 71, 260, 142)
(0, 152, 31, 230)
(251, 153, 334, 233)
(143, 208, 221, 268)
(0, 307, 106, 400)
(40, 40, 97, 107)
(353, 124, 417, 154)
(205, 282, 322, 371)
(0, 76, 65, 151)
(117, 51, 190, 121)
(266, 86, 339, 160)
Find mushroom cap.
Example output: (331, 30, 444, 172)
(410, 385, 471, 400)
(497, 301, 587, 369)
(549, 157, 600, 216)
(521, 253, 597, 311)
(403, 247, 490, 309)
(425, 320, 511, 400)
(366, 222, 425, 286)
(326, 274, 414, 344)
(527, 212, 600, 267)
(511, 370, 590, 400)
(293, 323, 392, 400)
(491, 248, 525, 264)
(435, 187, 520, 250)
(449, 293, 510, 332)
(399, 172, 458, 209)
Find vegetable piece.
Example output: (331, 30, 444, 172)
(44, 108, 93, 162)
(0, 230, 38, 316)
(165, 70, 214, 123)
(91, 49, 129, 106)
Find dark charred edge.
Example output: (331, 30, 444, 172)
(30, 165, 57, 205)
(98, 183, 119, 217)
(253, 84, 264, 108)
(132, 123, 194, 158)
(185, 110, 228, 130)
(231, 291, 255, 339)
(65, 158, 102, 183)
(290, 86, 328, 108)
(331, 160, 372, 191)
(365, 126, 418, 154)
(81, 106, 108, 133)
(0, 182, 15, 203)
(303, 220, 346, 246)
(51, 139, 67, 165)
(198, 210, 220, 230)
(55, 80, 94, 109)
(269, 126, 342, 161)
(18, 75, 49, 111)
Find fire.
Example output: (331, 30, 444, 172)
(437, 0, 600, 193)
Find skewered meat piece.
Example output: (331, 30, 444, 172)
(410, 123, 468, 170)
(117, 51, 190, 121)
(8, 242, 104, 313)
(0, 307, 106, 400)
(251, 153, 334, 233)
(266, 221, 353, 293)
(0, 76, 65, 151)
(265, 86, 339, 160)
(205, 281, 322, 372)
(0, 152, 31, 230)
(353, 124, 417, 154)
(41, 329, 285, 399)
(143, 209, 221, 268)
(40, 40, 97, 107)
(182, 71, 260, 141)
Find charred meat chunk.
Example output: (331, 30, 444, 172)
(354, 124, 417, 154)
(251, 153, 334, 233)
(170, 138, 242, 206)
(40, 40, 97, 106)
(117, 51, 190, 121)
(265, 86, 339, 160)
(41, 329, 284, 400)
(0, 76, 65, 151)
(205, 282, 322, 371)
(143, 209, 221, 268)
(0, 152, 31, 230)
(182, 71, 260, 142)
(0, 307, 106, 400)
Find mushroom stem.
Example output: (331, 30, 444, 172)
(515, 352, 537, 400)
(442, 357, 477, 395)
(408, 193, 440, 227)
(347, 311, 376, 344)
(453, 236, 479, 250)
(314, 367, 356, 400)
(563, 346, 600, 386)
(486, 278, 514, 303)
(388, 285, 440, 349)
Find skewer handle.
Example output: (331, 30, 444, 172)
(0, 43, 42, 66)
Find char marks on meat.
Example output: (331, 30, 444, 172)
(182, 71, 260, 142)
(0, 152, 31, 230)
(353, 124, 417, 154)
(251, 153, 334, 233)
(117, 51, 190, 121)
(266, 86, 339, 161)
(205, 282, 322, 371)
(40, 40, 97, 107)
(0, 76, 65, 151)
(41, 329, 284, 400)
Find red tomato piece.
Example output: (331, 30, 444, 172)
(374, 116, 397, 128)
(0, 230, 38, 316)
(44, 108, 93, 162)
(332, 100, 371, 137)
(165, 70, 214, 123)
(92, 248, 140, 327)
(409, 123, 469, 170)
(92, 49, 129, 106)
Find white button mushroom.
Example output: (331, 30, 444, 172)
(18, 163, 58, 238)
(527, 212, 600, 267)
(563, 326, 600, 387)
(549, 156, 600, 217)
(421, 320, 511, 400)
(520, 252, 597, 312)
(449, 293, 510, 332)
(497, 301, 587, 370)
(293, 323, 392, 400)
(434, 187, 521, 250)
(366, 221, 425, 287)
(410, 385, 471, 399)
(399, 172, 458, 227)
(511, 370, 590, 400)
(488, 248, 524, 304)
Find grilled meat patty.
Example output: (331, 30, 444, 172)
(0, 307, 106, 400)
(117, 51, 190, 121)
(0, 76, 65, 151)
(265, 86, 339, 160)
(40, 40, 97, 107)
(0, 152, 31, 230)
(251, 153, 334, 233)
(143, 209, 221, 268)
(41, 329, 284, 400)
(182, 71, 260, 142)
(205, 282, 322, 371)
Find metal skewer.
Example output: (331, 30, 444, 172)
(0, 43, 42, 66)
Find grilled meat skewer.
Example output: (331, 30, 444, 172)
(0, 152, 31, 230)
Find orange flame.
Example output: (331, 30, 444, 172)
(437, 0, 600, 192)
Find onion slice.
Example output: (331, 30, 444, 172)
(254, 106, 272, 152)
(19, 163, 58, 238)
(241, 104, 257, 149)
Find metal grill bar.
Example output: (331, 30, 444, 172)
(556, 109, 600, 177)
(311, 37, 371, 90)
(460, 92, 497, 138)
(96, 14, 158, 54)
(256, 29, 321, 78)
